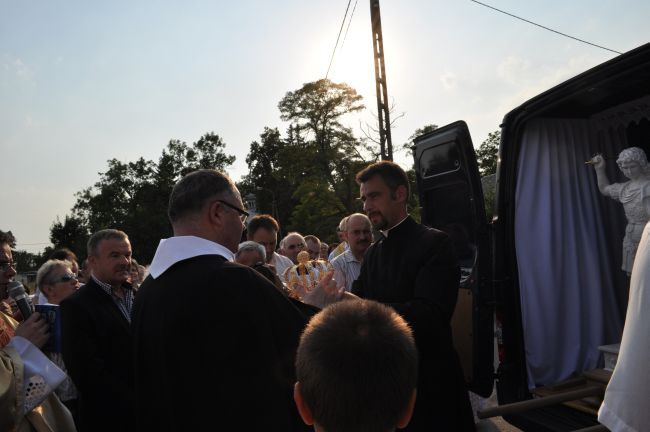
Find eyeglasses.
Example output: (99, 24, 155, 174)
(217, 200, 249, 222)
(0, 261, 16, 272)
(49, 273, 78, 284)
(286, 243, 306, 250)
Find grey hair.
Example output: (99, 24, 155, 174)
(36, 259, 71, 292)
(87, 229, 129, 257)
(280, 232, 304, 249)
(236, 241, 266, 262)
(337, 216, 349, 232)
(617, 147, 649, 171)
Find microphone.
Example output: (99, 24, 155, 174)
(8, 281, 33, 319)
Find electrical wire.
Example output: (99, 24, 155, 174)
(469, 0, 622, 55)
(340, 0, 359, 50)
(325, 0, 353, 79)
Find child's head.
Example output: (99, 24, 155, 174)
(294, 299, 418, 432)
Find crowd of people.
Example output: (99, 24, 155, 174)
(1, 160, 479, 431)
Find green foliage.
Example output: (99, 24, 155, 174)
(288, 179, 349, 243)
(278, 79, 368, 208)
(56, 133, 235, 263)
(11, 250, 41, 272)
(476, 130, 500, 176)
(50, 215, 89, 260)
(5, 230, 49, 272)
(405, 169, 421, 223)
(403, 124, 439, 154)
(240, 79, 370, 240)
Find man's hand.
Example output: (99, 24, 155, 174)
(294, 270, 345, 309)
(14, 312, 50, 349)
(0, 300, 12, 317)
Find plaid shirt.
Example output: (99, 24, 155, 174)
(91, 274, 134, 323)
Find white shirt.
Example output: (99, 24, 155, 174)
(330, 249, 362, 292)
(149, 236, 234, 279)
(269, 252, 293, 281)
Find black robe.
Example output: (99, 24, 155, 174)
(132, 255, 315, 431)
(352, 216, 475, 431)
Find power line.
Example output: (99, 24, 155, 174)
(340, 0, 359, 50)
(469, 0, 622, 55)
(325, 0, 353, 79)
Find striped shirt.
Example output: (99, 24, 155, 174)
(91, 274, 134, 323)
(330, 249, 362, 292)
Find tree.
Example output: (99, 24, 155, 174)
(403, 124, 439, 154)
(476, 130, 500, 176)
(239, 79, 372, 240)
(359, 99, 405, 158)
(50, 215, 90, 260)
(278, 79, 368, 211)
(238, 127, 300, 233)
(57, 133, 235, 263)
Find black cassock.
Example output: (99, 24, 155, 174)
(132, 255, 315, 432)
(353, 216, 475, 432)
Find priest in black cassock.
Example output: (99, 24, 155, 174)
(131, 169, 315, 431)
(352, 161, 475, 431)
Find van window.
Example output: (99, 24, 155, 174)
(419, 141, 461, 178)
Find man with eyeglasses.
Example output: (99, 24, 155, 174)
(0, 230, 76, 431)
(280, 232, 307, 264)
(132, 169, 317, 431)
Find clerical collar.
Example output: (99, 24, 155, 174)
(380, 215, 409, 239)
(149, 236, 234, 279)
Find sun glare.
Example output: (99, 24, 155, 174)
(327, 26, 376, 95)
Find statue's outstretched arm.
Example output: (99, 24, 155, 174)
(589, 155, 611, 194)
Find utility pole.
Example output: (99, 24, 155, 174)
(370, 0, 393, 161)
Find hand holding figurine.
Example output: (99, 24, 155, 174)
(294, 269, 344, 309)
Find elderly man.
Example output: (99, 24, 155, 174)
(235, 240, 266, 267)
(330, 213, 372, 292)
(61, 228, 136, 432)
(132, 169, 315, 431)
(0, 230, 76, 431)
(280, 232, 307, 264)
(247, 214, 293, 277)
(304, 235, 322, 261)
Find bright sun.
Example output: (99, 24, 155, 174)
(326, 26, 376, 95)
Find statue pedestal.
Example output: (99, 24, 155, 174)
(598, 343, 620, 371)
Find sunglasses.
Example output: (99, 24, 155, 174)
(49, 273, 78, 284)
(0, 261, 16, 272)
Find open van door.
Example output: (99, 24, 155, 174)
(413, 121, 494, 397)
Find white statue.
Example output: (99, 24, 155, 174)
(590, 147, 650, 274)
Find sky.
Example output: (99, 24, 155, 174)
(1, 0, 649, 253)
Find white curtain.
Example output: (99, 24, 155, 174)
(514, 118, 629, 388)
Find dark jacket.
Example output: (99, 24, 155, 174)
(353, 216, 475, 431)
(132, 255, 314, 431)
(60, 278, 135, 432)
